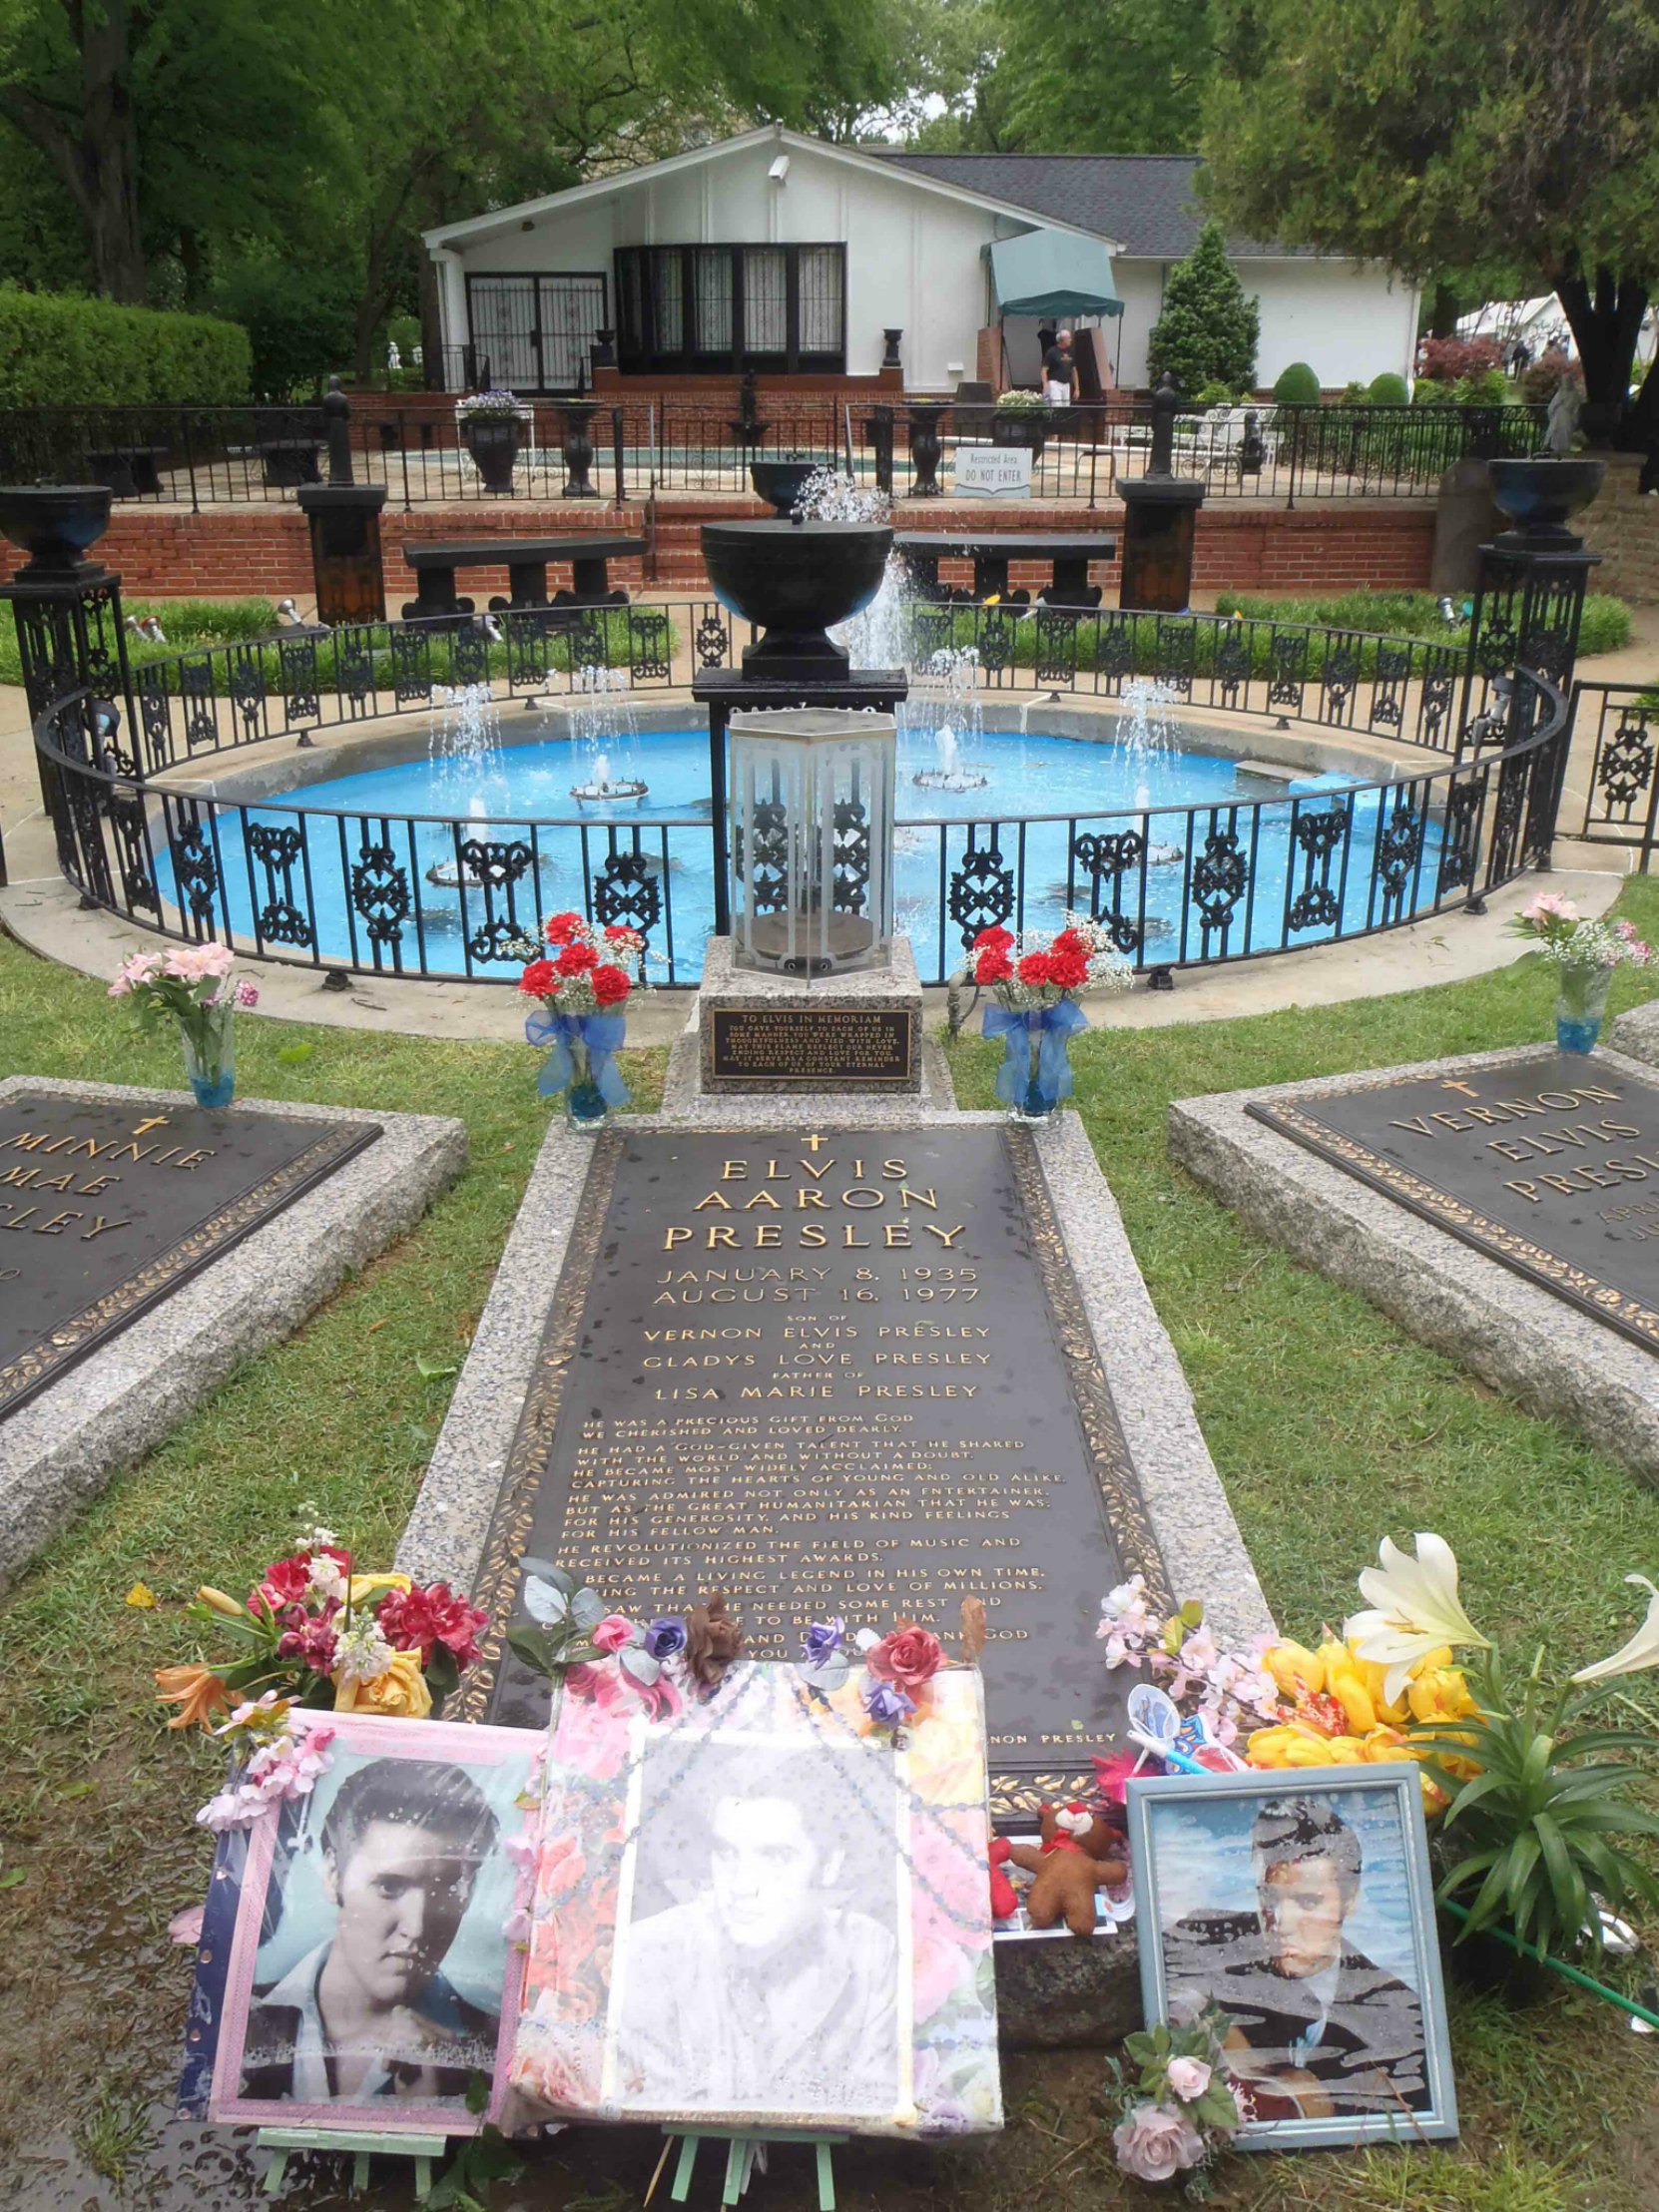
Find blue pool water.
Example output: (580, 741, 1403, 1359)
(173, 722, 1441, 980)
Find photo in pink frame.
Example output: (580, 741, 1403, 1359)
(204, 1712, 540, 2134)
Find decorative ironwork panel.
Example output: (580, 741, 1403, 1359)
(246, 820, 314, 946)
(1191, 827, 1249, 939)
(1094, 617, 1135, 690)
(348, 838, 412, 951)
(229, 649, 267, 743)
(168, 803, 220, 927)
(592, 847, 663, 939)
(627, 609, 671, 681)
(1034, 610, 1079, 688)
(566, 615, 607, 676)
(735, 799, 790, 916)
(1071, 828, 1145, 954)
(391, 625, 432, 704)
(279, 638, 321, 730)
(137, 665, 174, 771)
(1371, 642, 1409, 731)
(1214, 625, 1250, 707)
(505, 609, 556, 690)
(830, 798, 870, 913)
(946, 840, 1015, 949)
(1286, 805, 1347, 931)
(336, 631, 377, 718)
(1154, 619, 1195, 698)
(1436, 771, 1487, 893)
(108, 792, 159, 913)
(695, 610, 731, 671)
(1375, 799, 1423, 918)
(976, 610, 1015, 678)
(1268, 630, 1309, 711)
(180, 658, 220, 751)
(466, 914, 535, 965)
(1596, 709, 1655, 816)
(1319, 638, 1360, 722)
(447, 627, 488, 689)
(456, 838, 534, 891)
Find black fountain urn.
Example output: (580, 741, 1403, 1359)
(702, 517, 892, 682)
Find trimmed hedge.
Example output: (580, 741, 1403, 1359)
(1368, 372, 1408, 405)
(1272, 360, 1321, 403)
(1214, 587, 1632, 660)
(0, 286, 251, 406)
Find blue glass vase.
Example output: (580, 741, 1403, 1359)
(1555, 963, 1611, 1055)
(562, 1037, 611, 1132)
(182, 1004, 236, 1109)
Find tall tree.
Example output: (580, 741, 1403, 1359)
(1202, 0, 1659, 443)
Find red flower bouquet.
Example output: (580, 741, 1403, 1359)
(970, 916, 1131, 1121)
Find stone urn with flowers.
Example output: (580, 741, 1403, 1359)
(1507, 891, 1651, 1054)
(456, 389, 528, 494)
(109, 942, 260, 1107)
(970, 916, 1131, 1118)
(519, 908, 648, 1127)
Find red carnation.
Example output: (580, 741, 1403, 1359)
(1047, 948, 1089, 988)
(378, 1582, 489, 1668)
(252, 1552, 312, 1614)
(974, 925, 1014, 954)
(544, 910, 586, 944)
(518, 958, 557, 998)
(1017, 949, 1055, 987)
(604, 923, 641, 945)
(1051, 927, 1085, 956)
(975, 948, 1013, 984)
(590, 962, 632, 1007)
(557, 941, 599, 975)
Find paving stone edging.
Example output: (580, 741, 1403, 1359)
(0, 1076, 467, 1587)
(1169, 1041, 1659, 1485)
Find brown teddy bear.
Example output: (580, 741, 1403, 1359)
(1007, 1801, 1128, 1937)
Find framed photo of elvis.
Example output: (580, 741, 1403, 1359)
(182, 1714, 540, 2135)
(1126, 1765, 1457, 2149)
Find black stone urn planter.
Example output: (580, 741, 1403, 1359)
(991, 410, 1049, 456)
(1487, 456, 1605, 545)
(559, 400, 602, 498)
(702, 518, 892, 679)
(750, 455, 829, 516)
(461, 413, 524, 495)
(0, 483, 113, 578)
(906, 402, 951, 497)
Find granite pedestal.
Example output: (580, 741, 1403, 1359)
(0, 1076, 465, 1586)
(697, 934, 923, 1096)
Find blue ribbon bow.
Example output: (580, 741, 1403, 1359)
(982, 998, 1087, 1113)
(525, 1007, 630, 1110)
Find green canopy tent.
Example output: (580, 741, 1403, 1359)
(988, 230, 1123, 321)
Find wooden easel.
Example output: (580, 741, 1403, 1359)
(255, 2125, 448, 2196)
(650, 2127, 845, 2208)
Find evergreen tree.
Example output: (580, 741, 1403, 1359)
(1147, 221, 1260, 393)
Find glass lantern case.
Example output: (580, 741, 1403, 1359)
(728, 707, 896, 975)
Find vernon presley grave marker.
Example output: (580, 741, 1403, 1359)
(462, 1125, 1170, 1812)
(0, 1091, 379, 1417)
(1249, 1051, 1659, 1349)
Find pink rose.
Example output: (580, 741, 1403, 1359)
(590, 1613, 638, 1653)
(1166, 2056, 1212, 2102)
(865, 1625, 945, 1694)
(1112, 2104, 1206, 2184)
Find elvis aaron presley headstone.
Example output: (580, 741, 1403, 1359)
(0, 1090, 378, 1418)
(1249, 1050, 1659, 1350)
(460, 1125, 1172, 1816)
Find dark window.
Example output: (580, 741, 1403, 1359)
(614, 245, 845, 373)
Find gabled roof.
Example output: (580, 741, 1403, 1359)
(423, 124, 1121, 253)
(874, 153, 1314, 261)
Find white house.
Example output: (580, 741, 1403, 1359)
(422, 125, 1417, 397)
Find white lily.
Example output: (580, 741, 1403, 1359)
(1571, 1575, 1659, 1685)
(1344, 1532, 1490, 1704)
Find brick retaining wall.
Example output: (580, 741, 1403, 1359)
(1580, 452, 1659, 605)
(0, 496, 1436, 603)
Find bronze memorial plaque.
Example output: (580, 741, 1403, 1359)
(706, 1006, 917, 1089)
(462, 1125, 1169, 1814)
(0, 1090, 380, 1418)
(1250, 1051, 1659, 1349)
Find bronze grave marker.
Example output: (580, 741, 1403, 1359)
(0, 1091, 380, 1418)
(461, 1124, 1169, 1816)
(1249, 1051, 1659, 1349)
(705, 1006, 918, 1090)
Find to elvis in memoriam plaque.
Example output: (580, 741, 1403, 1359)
(1249, 1051, 1659, 1349)
(462, 1126, 1169, 1811)
(0, 1090, 378, 1418)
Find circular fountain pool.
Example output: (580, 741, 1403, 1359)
(168, 708, 1431, 983)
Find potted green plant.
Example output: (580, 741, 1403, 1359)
(991, 389, 1051, 454)
(456, 389, 528, 495)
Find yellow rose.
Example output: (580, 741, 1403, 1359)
(348, 1571, 413, 1608)
(1249, 1722, 1347, 1769)
(1262, 1640, 1325, 1700)
(332, 1649, 432, 1719)
(1407, 1666, 1476, 1726)
(1321, 1734, 1369, 1765)
(1344, 1645, 1409, 1728)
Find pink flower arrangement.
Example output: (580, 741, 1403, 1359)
(1109, 2003, 1243, 2187)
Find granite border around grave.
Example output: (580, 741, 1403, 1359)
(0, 1076, 467, 1586)
(1169, 1041, 1659, 1485)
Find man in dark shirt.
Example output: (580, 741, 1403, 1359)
(1042, 330, 1076, 405)
(1163, 1796, 1427, 2122)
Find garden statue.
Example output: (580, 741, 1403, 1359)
(1544, 376, 1583, 456)
(387, 340, 401, 373)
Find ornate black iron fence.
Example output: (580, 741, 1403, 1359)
(1577, 681, 1659, 864)
(34, 621, 1567, 988)
(0, 398, 1545, 511)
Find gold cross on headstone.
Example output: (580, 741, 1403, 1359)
(803, 1132, 829, 1153)
(1440, 1082, 1479, 1099)
(132, 1114, 172, 1136)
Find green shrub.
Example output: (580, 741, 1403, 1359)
(1271, 360, 1321, 404)
(0, 285, 250, 406)
(0, 598, 277, 687)
(1452, 366, 1511, 408)
(210, 257, 358, 400)
(1368, 371, 1408, 405)
(1193, 378, 1242, 407)
(1211, 587, 1631, 659)
(1147, 221, 1260, 395)
(1520, 354, 1582, 406)
(1339, 379, 1367, 402)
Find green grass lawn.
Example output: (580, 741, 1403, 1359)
(1, 913, 1658, 2208)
